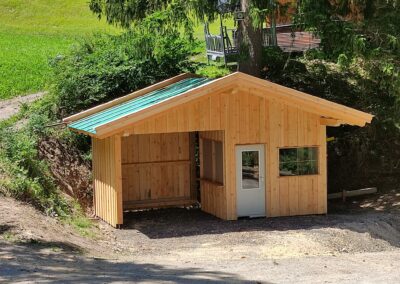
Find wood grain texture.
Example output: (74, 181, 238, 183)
(199, 131, 226, 219)
(121, 133, 192, 210)
(92, 136, 123, 227)
(88, 75, 342, 226)
(117, 88, 328, 220)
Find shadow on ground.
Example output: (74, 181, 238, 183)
(0, 241, 257, 283)
(121, 199, 400, 248)
(0, 225, 14, 234)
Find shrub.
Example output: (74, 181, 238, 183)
(0, 20, 198, 216)
(0, 126, 68, 216)
(50, 28, 196, 118)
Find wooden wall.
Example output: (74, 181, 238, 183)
(116, 87, 327, 220)
(121, 133, 195, 210)
(199, 131, 226, 219)
(92, 135, 123, 227)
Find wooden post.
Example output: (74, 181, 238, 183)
(189, 132, 198, 201)
(114, 134, 123, 226)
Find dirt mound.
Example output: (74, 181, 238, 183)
(38, 137, 93, 211)
(0, 196, 114, 257)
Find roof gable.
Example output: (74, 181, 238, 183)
(66, 72, 373, 138)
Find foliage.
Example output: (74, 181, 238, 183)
(0, 0, 228, 100)
(88, 0, 288, 76)
(63, 202, 97, 238)
(0, 117, 69, 216)
(234, 0, 399, 191)
(89, 0, 219, 29)
(265, 55, 400, 190)
(50, 17, 197, 117)
(196, 64, 231, 79)
(0, 13, 198, 216)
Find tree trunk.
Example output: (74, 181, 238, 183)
(237, 0, 263, 77)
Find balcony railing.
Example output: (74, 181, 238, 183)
(205, 23, 321, 63)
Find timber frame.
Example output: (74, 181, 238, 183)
(65, 72, 373, 227)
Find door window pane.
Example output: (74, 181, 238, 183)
(242, 151, 259, 189)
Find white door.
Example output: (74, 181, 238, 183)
(236, 144, 266, 217)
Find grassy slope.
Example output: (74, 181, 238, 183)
(0, 0, 231, 100)
(0, 0, 119, 100)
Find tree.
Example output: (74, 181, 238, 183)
(89, 0, 280, 77)
(236, 0, 263, 75)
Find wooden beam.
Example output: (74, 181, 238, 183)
(123, 198, 197, 210)
(320, 117, 342, 126)
(63, 73, 200, 123)
(96, 72, 372, 138)
(67, 71, 374, 140)
(121, 160, 190, 166)
(114, 134, 123, 226)
(328, 187, 377, 200)
(248, 87, 370, 127)
(189, 132, 198, 202)
(238, 72, 373, 125)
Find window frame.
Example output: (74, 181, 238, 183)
(200, 138, 224, 185)
(278, 146, 319, 177)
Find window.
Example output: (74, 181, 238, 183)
(279, 147, 318, 176)
(242, 151, 259, 189)
(202, 139, 224, 184)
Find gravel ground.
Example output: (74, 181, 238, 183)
(1, 240, 400, 283)
(1, 194, 400, 283)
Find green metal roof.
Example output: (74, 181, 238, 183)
(68, 77, 212, 134)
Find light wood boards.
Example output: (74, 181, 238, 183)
(92, 135, 123, 227)
(124, 197, 196, 210)
(94, 76, 238, 138)
(121, 133, 192, 210)
(85, 72, 371, 225)
(199, 131, 226, 219)
(114, 87, 328, 220)
(67, 72, 372, 139)
(266, 100, 326, 217)
(200, 180, 225, 219)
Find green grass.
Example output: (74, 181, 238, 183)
(0, 32, 74, 99)
(0, 0, 119, 100)
(0, 0, 234, 100)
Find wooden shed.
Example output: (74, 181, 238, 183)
(64, 72, 373, 227)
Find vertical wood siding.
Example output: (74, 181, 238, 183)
(121, 133, 194, 209)
(199, 131, 226, 219)
(109, 88, 327, 221)
(92, 135, 123, 227)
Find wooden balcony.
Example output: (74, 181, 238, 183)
(205, 23, 321, 63)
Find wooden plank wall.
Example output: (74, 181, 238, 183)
(118, 88, 327, 220)
(223, 92, 326, 219)
(121, 133, 193, 209)
(92, 135, 123, 227)
(199, 131, 226, 219)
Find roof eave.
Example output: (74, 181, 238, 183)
(63, 73, 201, 124)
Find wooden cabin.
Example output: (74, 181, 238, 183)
(64, 72, 373, 227)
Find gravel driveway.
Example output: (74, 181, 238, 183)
(2, 195, 400, 283)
